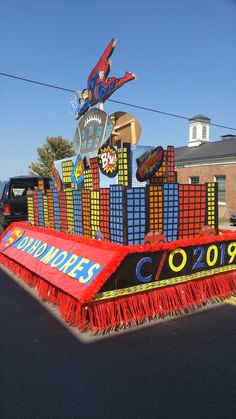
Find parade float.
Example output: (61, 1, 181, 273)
(0, 39, 236, 333)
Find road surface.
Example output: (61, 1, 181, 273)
(0, 266, 236, 419)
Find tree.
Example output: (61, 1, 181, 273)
(29, 136, 75, 177)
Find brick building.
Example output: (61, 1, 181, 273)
(175, 115, 236, 218)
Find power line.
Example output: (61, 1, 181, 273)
(108, 98, 189, 121)
(108, 99, 236, 131)
(0, 72, 75, 93)
(1, 71, 236, 132)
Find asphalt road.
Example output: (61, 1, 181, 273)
(0, 266, 236, 419)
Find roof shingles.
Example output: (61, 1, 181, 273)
(175, 138, 236, 164)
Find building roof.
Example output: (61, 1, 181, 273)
(189, 114, 211, 122)
(175, 136, 236, 165)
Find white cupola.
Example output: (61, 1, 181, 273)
(188, 114, 211, 147)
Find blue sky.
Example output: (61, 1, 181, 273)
(0, 0, 235, 180)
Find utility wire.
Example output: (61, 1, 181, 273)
(0, 72, 75, 93)
(109, 99, 236, 132)
(1, 71, 236, 132)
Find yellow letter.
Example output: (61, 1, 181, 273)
(79, 263, 101, 284)
(68, 258, 89, 279)
(169, 248, 187, 272)
(28, 240, 40, 255)
(22, 238, 34, 252)
(17, 236, 29, 249)
(206, 245, 218, 267)
(51, 251, 68, 268)
(41, 247, 60, 264)
(58, 254, 78, 273)
(34, 243, 48, 258)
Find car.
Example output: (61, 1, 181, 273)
(230, 213, 236, 226)
(0, 176, 51, 230)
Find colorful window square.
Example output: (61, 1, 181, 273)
(82, 189, 91, 237)
(110, 185, 125, 244)
(125, 188, 146, 245)
(117, 144, 131, 187)
(179, 184, 206, 239)
(73, 190, 83, 236)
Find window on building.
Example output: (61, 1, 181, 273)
(189, 176, 200, 184)
(202, 125, 207, 139)
(214, 175, 226, 203)
(192, 126, 197, 139)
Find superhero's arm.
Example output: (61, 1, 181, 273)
(88, 38, 116, 80)
(101, 38, 116, 62)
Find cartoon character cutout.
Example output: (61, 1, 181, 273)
(70, 38, 136, 120)
(3, 228, 25, 249)
(71, 154, 84, 186)
(97, 144, 118, 178)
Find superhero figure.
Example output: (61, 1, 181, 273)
(72, 39, 136, 120)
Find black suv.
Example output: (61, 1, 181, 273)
(0, 176, 51, 230)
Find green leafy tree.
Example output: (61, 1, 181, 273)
(29, 136, 75, 177)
